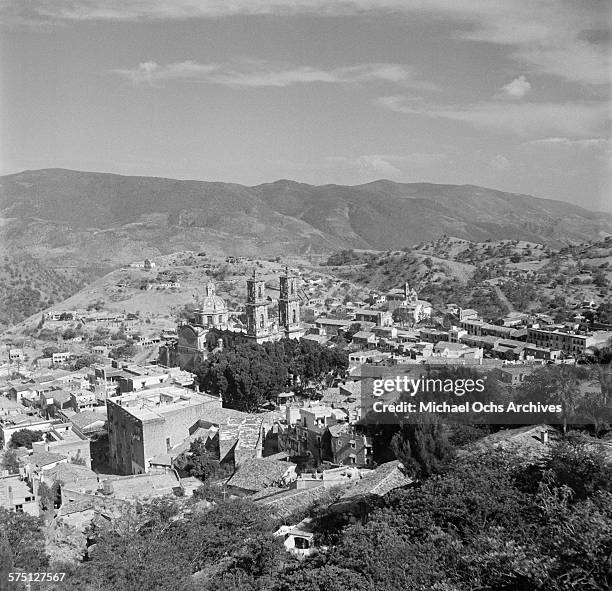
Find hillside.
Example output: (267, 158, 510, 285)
(0, 254, 105, 330)
(325, 236, 612, 322)
(1, 169, 610, 268)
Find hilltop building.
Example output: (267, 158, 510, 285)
(159, 269, 305, 370)
(245, 268, 306, 344)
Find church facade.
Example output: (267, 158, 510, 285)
(245, 268, 305, 344)
(159, 268, 305, 370)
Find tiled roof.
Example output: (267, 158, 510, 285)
(252, 482, 328, 517)
(105, 472, 180, 500)
(461, 425, 556, 463)
(69, 410, 107, 430)
(226, 458, 295, 492)
(45, 463, 99, 492)
(334, 461, 412, 504)
(25, 451, 67, 467)
(49, 389, 73, 404)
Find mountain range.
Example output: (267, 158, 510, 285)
(0, 168, 609, 265)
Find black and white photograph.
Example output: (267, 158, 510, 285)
(0, 1, 611, 590)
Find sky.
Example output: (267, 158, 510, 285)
(1, 0, 610, 211)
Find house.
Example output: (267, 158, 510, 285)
(324, 423, 373, 467)
(329, 460, 412, 520)
(225, 457, 297, 495)
(527, 328, 610, 357)
(351, 331, 377, 349)
(64, 410, 107, 435)
(99, 471, 181, 501)
(279, 404, 349, 463)
(314, 317, 352, 336)
(419, 328, 449, 343)
(0, 475, 38, 515)
(31, 423, 92, 468)
(40, 389, 75, 417)
(0, 397, 26, 417)
(20, 451, 69, 492)
(8, 349, 23, 361)
(0, 416, 55, 448)
(493, 365, 538, 387)
(39, 462, 99, 495)
(352, 308, 393, 327)
(108, 388, 270, 475)
(52, 351, 72, 365)
(433, 341, 483, 360)
(459, 308, 479, 321)
(461, 424, 557, 464)
(275, 517, 317, 557)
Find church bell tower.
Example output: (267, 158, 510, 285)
(246, 270, 269, 342)
(279, 267, 304, 339)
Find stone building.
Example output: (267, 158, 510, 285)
(160, 268, 305, 369)
(107, 387, 215, 475)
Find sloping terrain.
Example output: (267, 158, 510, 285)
(0, 170, 610, 268)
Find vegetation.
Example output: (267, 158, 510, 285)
(9, 428, 43, 449)
(196, 337, 348, 412)
(390, 420, 455, 479)
(0, 254, 97, 330)
(2, 436, 608, 591)
(1, 449, 19, 474)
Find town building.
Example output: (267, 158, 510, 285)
(107, 387, 216, 475)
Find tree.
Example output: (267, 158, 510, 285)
(196, 337, 348, 412)
(38, 481, 62, 511)
(0, 509, 49, 573)
(390, 420, 454, 480)
(174, 438, 226, 481)
(1, 449, 19, 475)
(543, 436, 612, 500)
(9, 428, 43, 449)
(517, 365, 588, 433)
(62, 327, 78, 340)
(72, 353, 101, 370)
(42, 345, 59, 358)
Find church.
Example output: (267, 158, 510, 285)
(159, 267, 305, 370)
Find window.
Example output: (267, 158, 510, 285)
(349, 441, 356, 449)
(259, 314, 264, 329)
(166, 437, 171, 450)
(292, 310, 297, 324)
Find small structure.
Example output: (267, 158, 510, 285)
(275, 517, 317, 557)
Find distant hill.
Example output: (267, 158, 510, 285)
(0, 253, 102, 330)
(0, 169, 610, 266)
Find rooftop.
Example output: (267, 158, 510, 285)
(105, 472, 180, 500)
(24, 451, 67, 468)
(0, 475, 34, 508)
(226, 457, 295, 492)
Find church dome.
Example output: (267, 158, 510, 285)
(199, 294, 228, 313)
(198, 282, 228, 314)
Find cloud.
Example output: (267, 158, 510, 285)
(111, 59, 433, 89)
(326, 153, 447, 177)
(499, 75, 531, 99)
(4, 1, 609, 86)
(521, 137, 610, 149)
(375, 95, 609, 139)
(489, 155, 511, 170)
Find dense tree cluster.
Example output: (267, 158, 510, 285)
(196, 338, 348, 412)
(9, 428, 43, 449)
